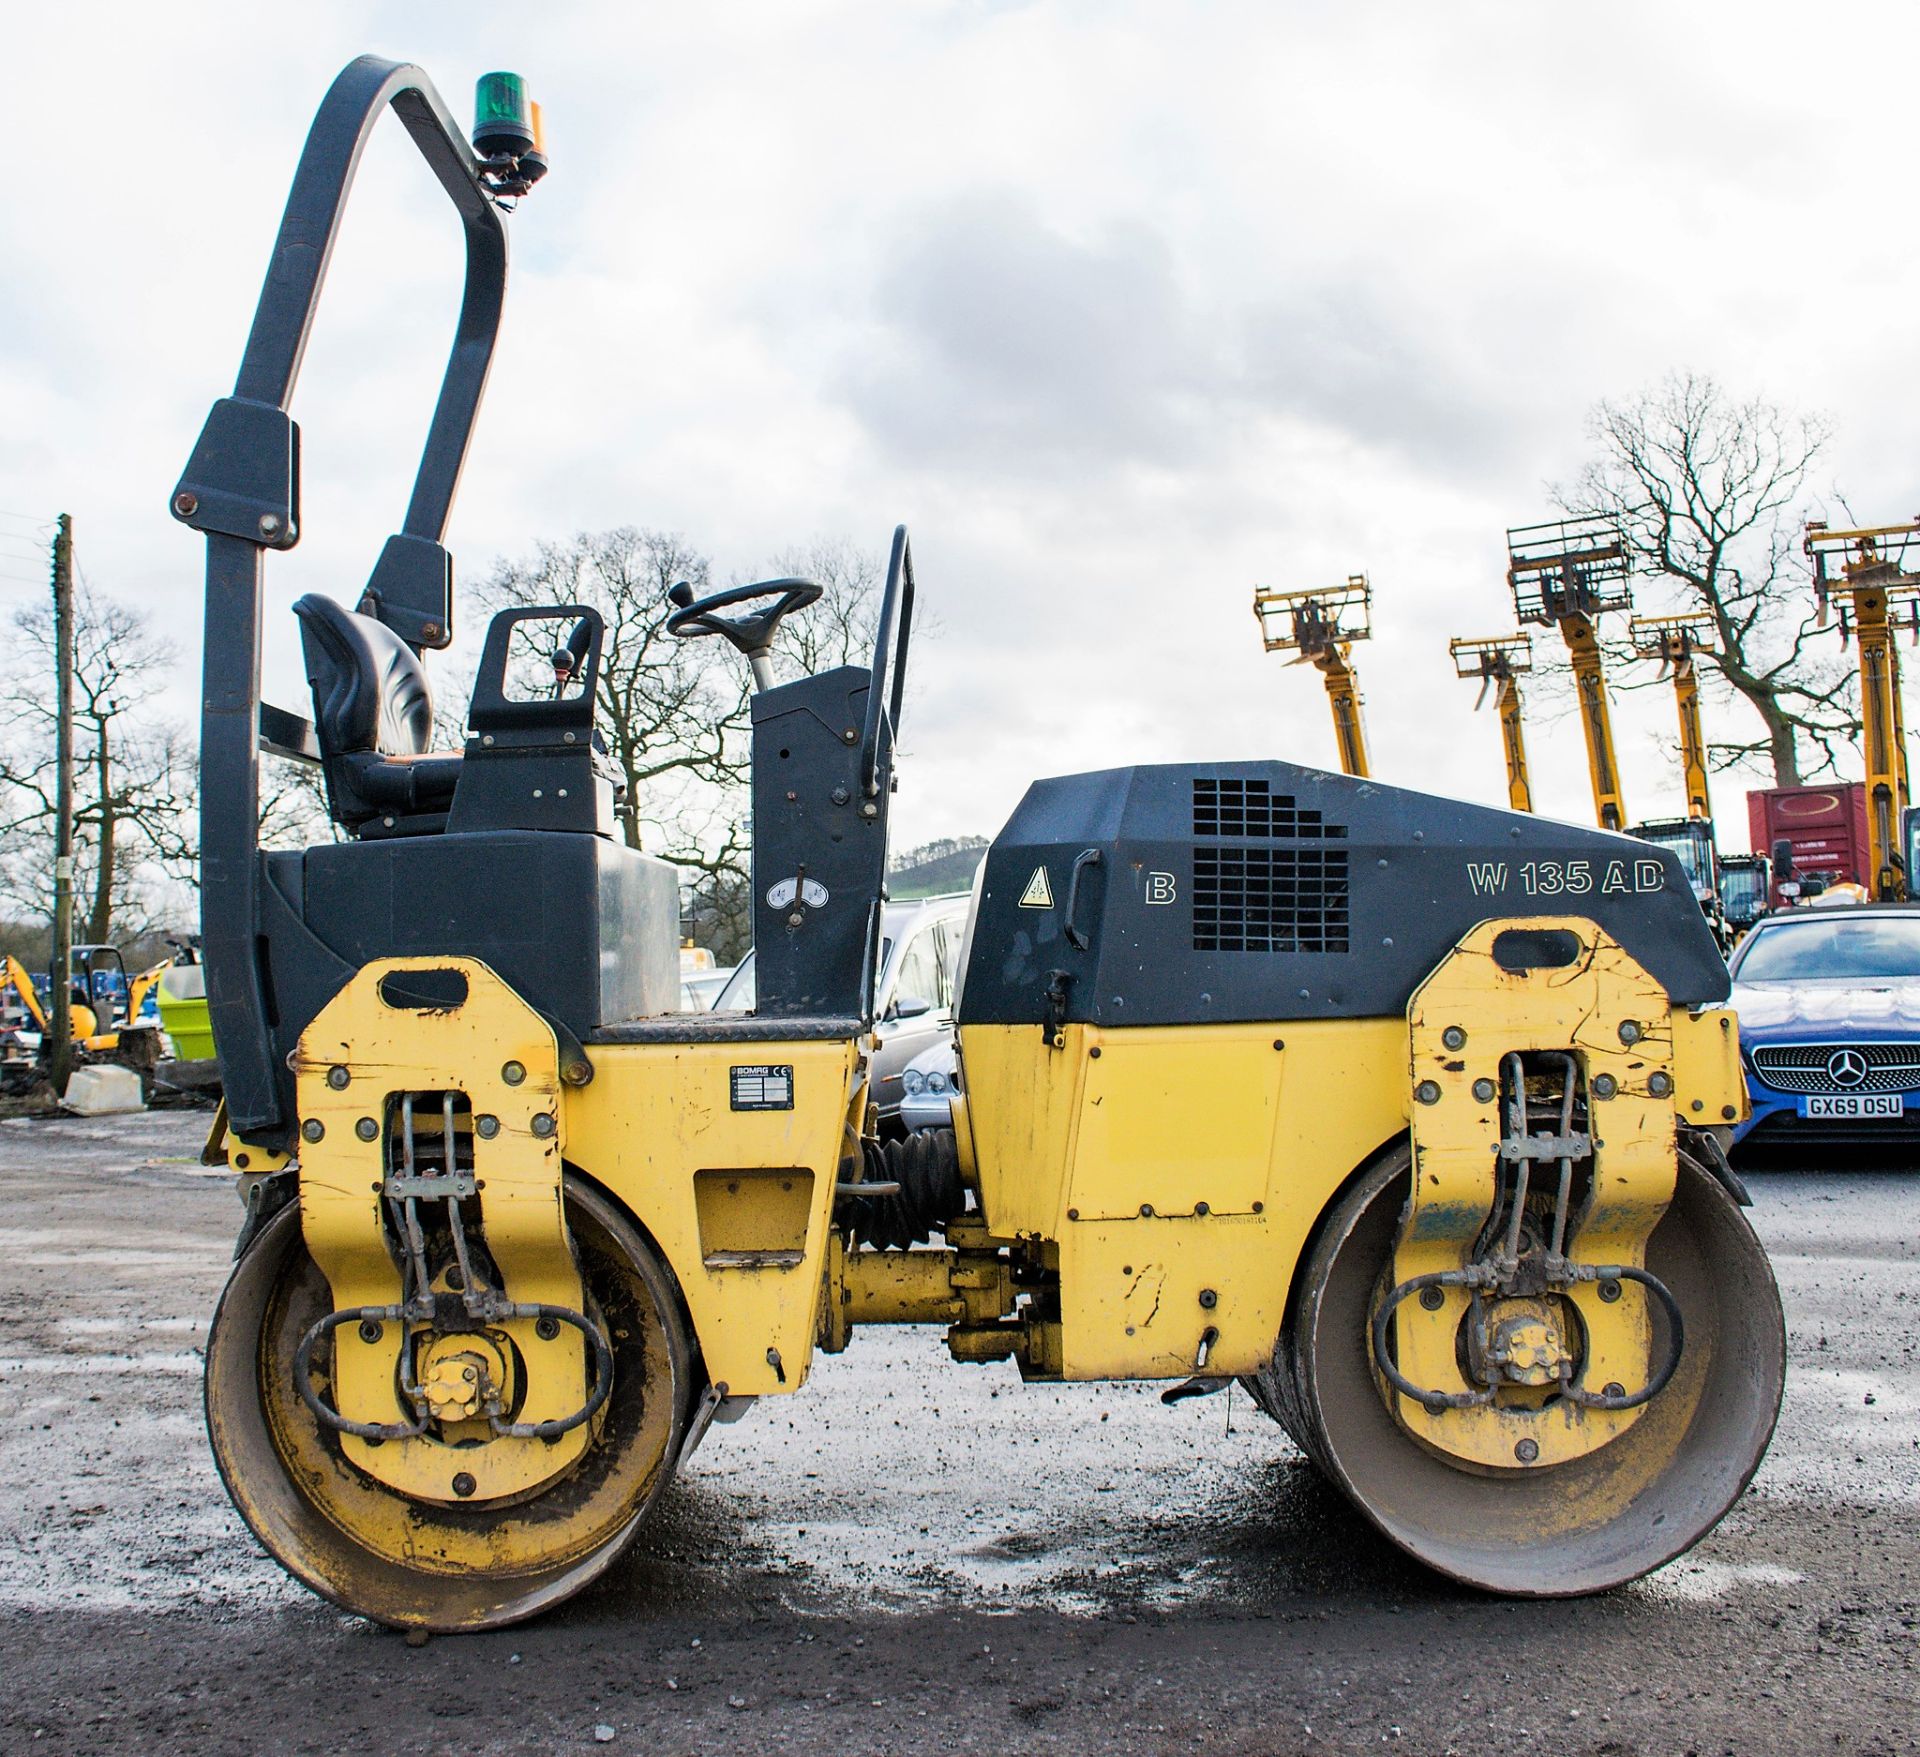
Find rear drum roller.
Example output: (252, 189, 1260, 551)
(205, 1179, 693, 1630)
(1255, 1143, 1784, 1596)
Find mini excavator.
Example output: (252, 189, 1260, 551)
(175, 59, 1784, 1631)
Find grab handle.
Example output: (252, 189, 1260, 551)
(1064, 848, 1103, 951)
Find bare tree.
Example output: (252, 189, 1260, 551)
(1559, 372, 1852, 785)
(0, 583, 196, 945)
(258, 753, 339, 852)
(474, 527, 749, 845)
(768, 536, 885, 675)
(472, 529, 887, 963)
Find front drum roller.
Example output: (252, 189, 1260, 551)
(206, 1179, 694, 1631)
(1251, 1143, 1784, 1596)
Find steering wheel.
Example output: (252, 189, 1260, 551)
(665, 577, 823, 659)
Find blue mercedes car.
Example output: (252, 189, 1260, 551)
(1728, 904, 1920, 1150)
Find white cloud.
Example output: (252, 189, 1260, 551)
(4, 0, 1917, 858)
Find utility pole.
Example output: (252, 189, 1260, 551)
(48, 514, 75, 1095)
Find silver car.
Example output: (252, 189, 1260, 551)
(898, 1039, 962, 1133)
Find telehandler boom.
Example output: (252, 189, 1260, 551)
(1508, 518, 1634, 831)
(1629, 613, 1715, 824)
(175, 58, 1784, 1632)
(1448, 635, 1534, 813)
(1252, 575, 1373, 777)
(1804, 520, 1920, 899)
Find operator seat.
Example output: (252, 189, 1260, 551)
(292, 593, 463, 836)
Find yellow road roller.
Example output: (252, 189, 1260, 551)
(172, 57, 1783, 1630)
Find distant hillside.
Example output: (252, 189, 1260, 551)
(889, 836, 988, 899)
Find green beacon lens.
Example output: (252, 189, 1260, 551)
(473, 72, 534, 158)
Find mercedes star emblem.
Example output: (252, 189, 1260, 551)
(1826, 1048, 1869, 1089)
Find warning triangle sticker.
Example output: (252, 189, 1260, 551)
(1018, 866, 1055, 909)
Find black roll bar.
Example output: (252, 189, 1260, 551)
(171, 56, 513, 1142)
(860, 525, 917, 799)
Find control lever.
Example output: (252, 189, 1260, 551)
(550, 616, 593, 697)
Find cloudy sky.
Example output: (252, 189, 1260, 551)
(6, 2, 1919, 857)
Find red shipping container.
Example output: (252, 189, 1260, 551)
(1746, 782, 1869, 902)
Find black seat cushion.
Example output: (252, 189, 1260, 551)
(293, 594, 462, 830)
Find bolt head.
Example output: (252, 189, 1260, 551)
(1591, 1073, 1618, 1100)
(451, 1472, 477, 1498)
(1617, 1019, 1643, 1045)
(1598, 1277, 1623, 1303)
(1513, 1438, 1540, 1464)
(1441, 1025, 1467, 1051)
(358, 1319, 384, 1344)
(1648, 1070, 1674, 1098)
(1197, 1288, 1218, 1309)
(530, 1113, 556, 1139)
(535, 1315, 561, 1341)
(1472, 1077, 1496, 1103)
(300, 1118, 325, 1143)
(475, 1114, 500, 1140)
(501, 1060, 526, 1086)
(1414, 1079, 1442, 1106)
(1419, 1285, 1446, 1311)
(327, 1065, 350, 1090)
(355, 1116, 379, 1142)
(258, 513, 282, 539)
(172, 490, 198, 517)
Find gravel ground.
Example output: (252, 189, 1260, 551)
(1, 1111, 1915, 1755)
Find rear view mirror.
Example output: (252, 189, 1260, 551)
(890, 994, 933, 1021)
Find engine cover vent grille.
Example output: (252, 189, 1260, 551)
(1194, 845, 1351, 953)
(1193, 777, 1347, 841)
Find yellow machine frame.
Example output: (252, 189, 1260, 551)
(1253, 575, 1373, 778)
(1449, 635, 1534, 813)
(1805, 520, 1920, 898)
(263, 921, 1744, 1424)
(1629, 613, 1715, 823)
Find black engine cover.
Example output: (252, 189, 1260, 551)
(956, 763, 1729, 1029)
